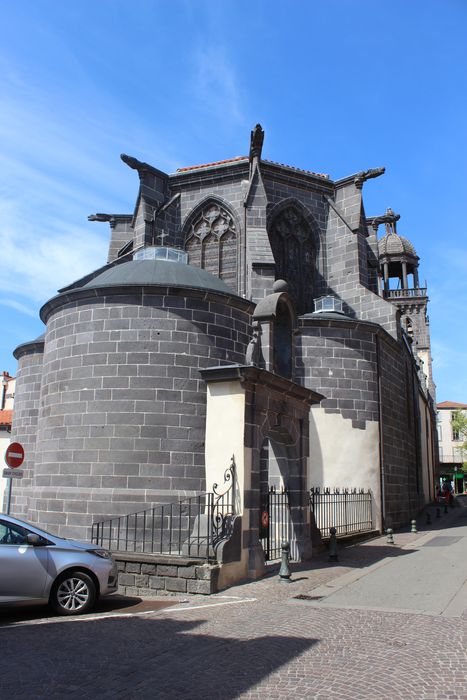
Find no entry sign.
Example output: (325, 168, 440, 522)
(4, 443, 24, 469)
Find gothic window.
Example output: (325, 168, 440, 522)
(185, 202, 238, 290)
(268, 206, 316, 314)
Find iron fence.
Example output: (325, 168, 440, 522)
(91, 458, 236, 560)
(261, 486, 296, 561)
(309, 487, 373, 538)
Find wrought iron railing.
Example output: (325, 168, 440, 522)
(260, 485, 296, 561)
(309, 487, 373, 538)
(383, 288, 427, 299)
(91, 457, 236, 561)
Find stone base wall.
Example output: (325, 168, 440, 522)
(115, 552, 220, 596)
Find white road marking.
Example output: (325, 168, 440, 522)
(0, 598, 257, 629)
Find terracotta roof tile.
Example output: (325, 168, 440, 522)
(175, 156, 329, 179)
(0, 409, 12, 426)
(262, 160, 329, 179)
(437, 401, 467, 409)
(176, 157, 248, 172)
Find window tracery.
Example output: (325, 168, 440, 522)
(185, 202, 238, 290)
(268, 206, 316, 314)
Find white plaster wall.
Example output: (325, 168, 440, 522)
(309, 407, 382, 529)
(204, 380, 246, 512)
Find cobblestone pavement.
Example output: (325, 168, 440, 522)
(1, 504, 466, 699)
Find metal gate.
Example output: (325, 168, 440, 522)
(260, 486, 293, 561)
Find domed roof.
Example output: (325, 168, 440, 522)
(378, 232, 417, 259)
(82, 258, 234, 295)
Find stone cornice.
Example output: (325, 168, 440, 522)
(40, 285, 253, 324)
(13, 337, 45, 360)
(199, 364, 324, 406)
(298, 314, 401, 351)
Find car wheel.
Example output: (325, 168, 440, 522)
(50, 571, 97, 615)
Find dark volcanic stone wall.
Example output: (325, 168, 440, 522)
(21, 287, 251, 540)
(9, 344, 44, 517)
(378, 335, 423, 528)
(296, 318, 379, 430)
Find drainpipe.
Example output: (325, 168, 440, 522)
(375, 335, 386, 531)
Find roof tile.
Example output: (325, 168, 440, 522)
(0, 409, 12, 426)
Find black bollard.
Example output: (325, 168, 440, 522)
(279, 541, 291, 583)
(411, 519, 417, 533)
(328, 527, 338, 561)
(436, 507, 441, 518)
(444, 503, 448, 514)
(426, 512, 431, 525)
(386, 528, 394, 544)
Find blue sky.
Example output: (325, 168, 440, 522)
(0, 0, 466, 402)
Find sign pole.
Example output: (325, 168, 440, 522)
(3, 442, 25, 515)
(5, 477, 12, 515)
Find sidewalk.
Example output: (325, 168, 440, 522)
(217, 495, 467, 615)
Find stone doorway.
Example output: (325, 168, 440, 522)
(200, 364, 323, 584)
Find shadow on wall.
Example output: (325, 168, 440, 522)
(308, 410, 324, 486)
(0, 615, 318, 698)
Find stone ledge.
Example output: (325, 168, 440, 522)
(115, 553, 220, 596)
(113, 551, 206, 566)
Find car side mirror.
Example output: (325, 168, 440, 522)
(26, 533, 42, 546)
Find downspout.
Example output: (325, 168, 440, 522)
(376, 334, 386, 532)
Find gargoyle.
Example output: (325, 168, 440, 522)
(354, 167, 385, 188)
(87, 213, 113, 222)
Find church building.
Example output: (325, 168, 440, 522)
(8, 125, 437, 581)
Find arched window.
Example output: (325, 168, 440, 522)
(268, 205, 316, 313)
(185, 202, 238, 290)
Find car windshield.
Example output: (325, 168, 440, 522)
(8, 518, 60, 539)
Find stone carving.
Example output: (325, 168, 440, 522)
(88, 213, 113, 222)
(368, 207, 401, 233)
(245, 322, 262, 367)
(354, 167, 386, 189)
(249, 123, 264, 162)
(120, 153, 157, 176)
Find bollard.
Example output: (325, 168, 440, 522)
(444, 503, 448, 514)
(279, 541, 291, 583)
(411, 519, 417, 533)
(426, 511, 431, 525)
(436, 507, 441, 518)
(386, 528, 394, 544)
(328, 527, 338, 562)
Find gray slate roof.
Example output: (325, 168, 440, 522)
(82, 259, 234, 294)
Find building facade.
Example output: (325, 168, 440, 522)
(437, 401, 467, 494)
(0, 372, 15, 508)
(9, 125, 437, 574)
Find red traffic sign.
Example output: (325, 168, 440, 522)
(5, 443, 24, 469)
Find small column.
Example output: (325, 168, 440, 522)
(383, 263, 389, 291)
(402, 261, 408, 290)
(413, 268, 420, 289)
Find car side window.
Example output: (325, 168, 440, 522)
(0, 520, 29, 545)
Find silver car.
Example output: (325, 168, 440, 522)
(0, 514, 118, 615)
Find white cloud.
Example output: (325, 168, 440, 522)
(0, 298, 37, 317)
(193, 46, 245, 126)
